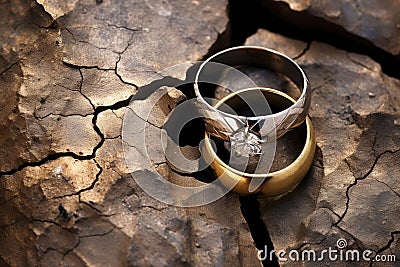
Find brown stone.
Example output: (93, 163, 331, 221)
(0, 0, 261, 266)
(273, 0, 400, 55)
(245, 29, 400, 265)
(2, 0, 400, 266)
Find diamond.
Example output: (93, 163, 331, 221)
(229, 127, 262, 157)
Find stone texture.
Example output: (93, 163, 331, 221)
(0, 1, 53, 172)
(273, 0, 400, 56)
(2, 0, 400, 266)
(373, 234, 400, 267)
(81, 69, 136, 108)
(246, 29, 400, 265)
(245, 28, 307, 59)
(97, 108, 126, 139)
(59, 0, 230, 86)
(37, 0, 79, 19)
(0, 1, 261, 266)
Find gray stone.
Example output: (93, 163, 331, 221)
(273, 0, 400, 55)
(338, 151, 400, 251)
(245, 28, 400, 266)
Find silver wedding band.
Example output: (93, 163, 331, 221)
(194, 46, 310, 156)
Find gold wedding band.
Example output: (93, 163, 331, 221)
(200, 88, 316, 196)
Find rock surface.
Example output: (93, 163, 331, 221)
(0, 0, 261, 266)
(246, 29, 400, 266)
(271, 0, 400, 56)
(59, 0, 229, 86)
(1, 0, 400, 266)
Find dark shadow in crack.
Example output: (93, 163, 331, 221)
(240, 195, 280, 267)
(228, 0, 400, 80)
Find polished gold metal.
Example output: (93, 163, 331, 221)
(200, 88, 316, 196)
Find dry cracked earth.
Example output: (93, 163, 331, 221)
(0, 0, 399, 266)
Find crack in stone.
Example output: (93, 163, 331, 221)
(52, 159, 102, 199)
(105, 135, 122, 140)
(78, 197, 102, 214)
(34, 112, 92, 120)
(114, 57, 136, 88)
(107, 24, 141, 32)
(250, 0, 400, 80)
(0, 90, 134, 177)
(374, 179, 400, 199)
(121, 140, 157, 167)
(321, 206, 341, 223)
(0, 153, 92, 177)
(62, 238, 80, 259)
(0, 221, 19, 228)
(239, 195, 280, 266)
(78, 227, 115, 239)
(111, 110, 124, 120)
(311, 84, 324, 93)
(32, 218, 65, 229)
(346, 54, 377, 73)
(34, 51, 51, 66)
(62, 61, 115, 72)
(333, 225, 362, 249)
(78, 68, 95, 110)
(292, 41, 312, 60)
(125, 106, 161, 129)
(0, 62, 19, 77)
(336, 148, 400, 226)
(77, 197, 117, 218)
(376, 231, 400, 254)
(64, 27, 115, 52)
(41, 247, 62, 256)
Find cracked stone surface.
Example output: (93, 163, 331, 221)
(59, 0, 229, 86)
(272, 0, 400, 56)
(2, 0, 400, 266)
(80, 69, 136, 108)
(247, 29, 400, 265)
(0, 0, 260, 266)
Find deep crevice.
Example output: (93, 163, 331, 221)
(228, 0, 400, 80)
(239, 196, 280, 267)
(229, 0, 262, 46)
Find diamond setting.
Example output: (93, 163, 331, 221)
(229, 127, 263, 157)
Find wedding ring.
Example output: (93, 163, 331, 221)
(194, 46, 310, 158)
(200, 88, 316, 196)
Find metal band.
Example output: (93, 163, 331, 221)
(200, 88, 316, 196)
(194, 46, 311, 144)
